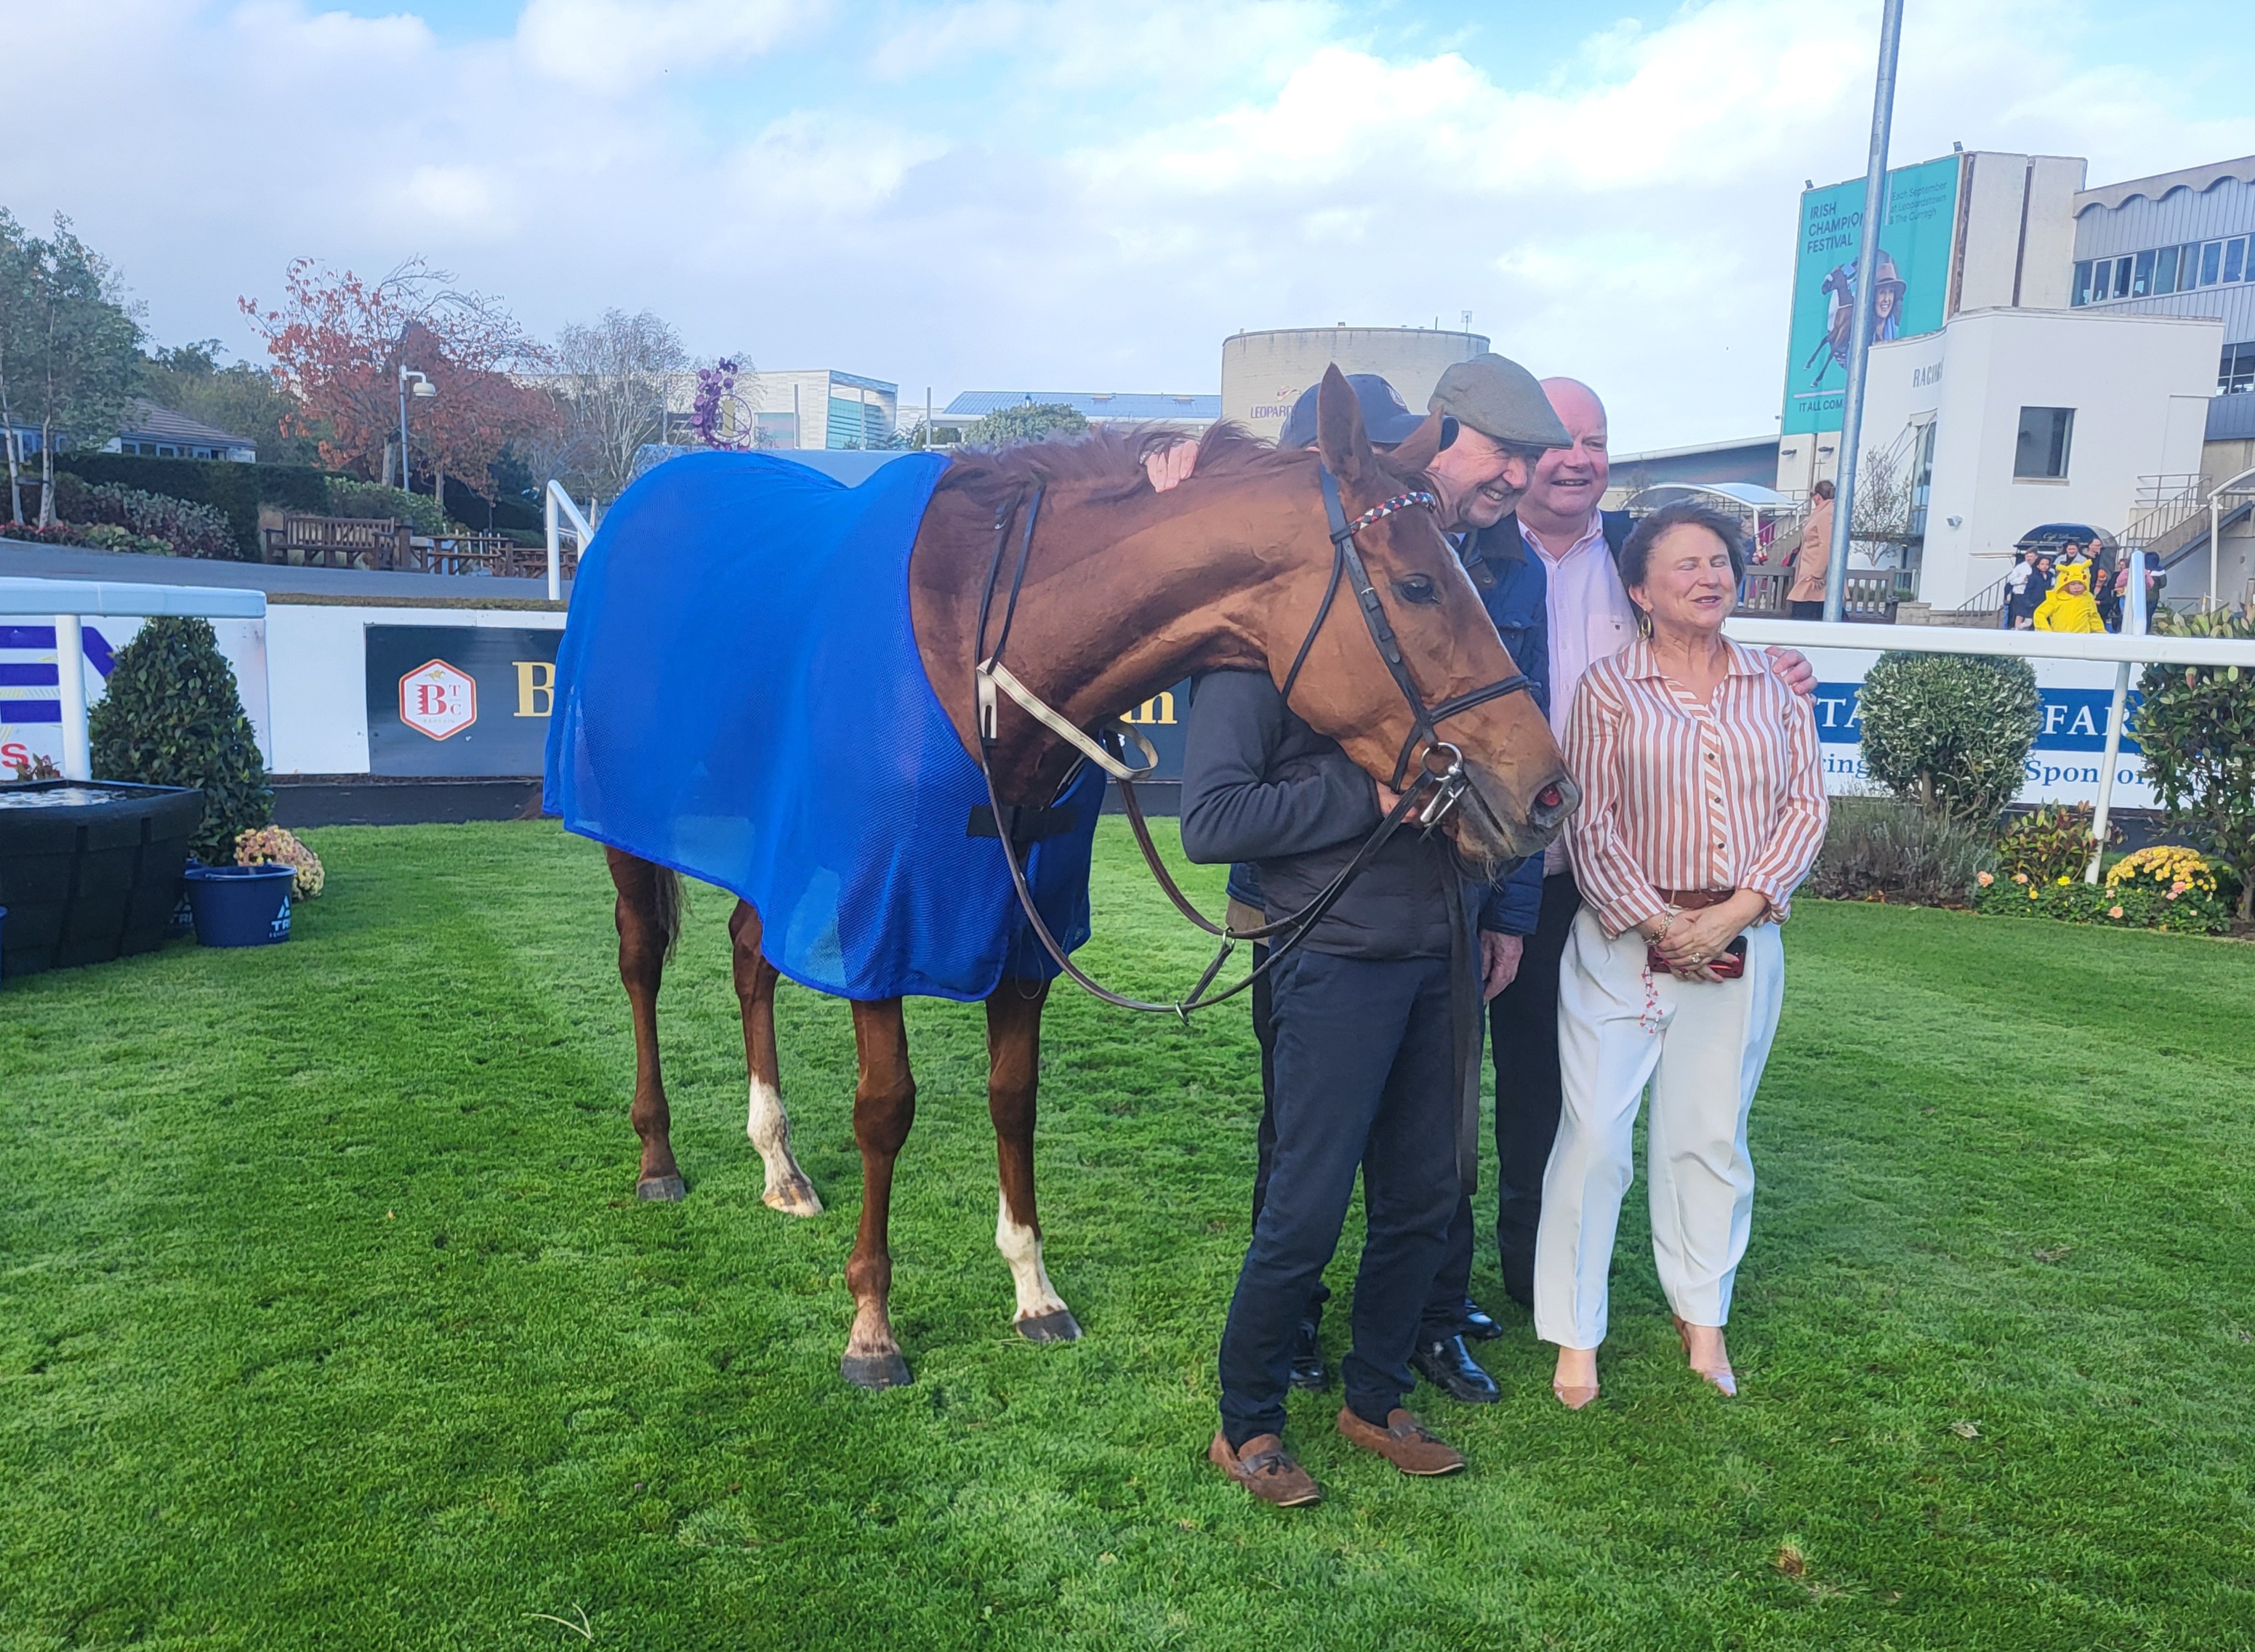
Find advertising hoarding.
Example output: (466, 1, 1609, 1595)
(365, 625, 561, 777)
(1782, 155, 1963, 437)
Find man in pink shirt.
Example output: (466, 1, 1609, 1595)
(1483, 379, 1814, 1310)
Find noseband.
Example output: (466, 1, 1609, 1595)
(1281, 468, 1534, 828)
(971, 462, 1536, 1017)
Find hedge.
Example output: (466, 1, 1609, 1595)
(52, 454, 331, 560)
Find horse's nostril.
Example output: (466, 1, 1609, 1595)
(1536, 783, 1564, 811)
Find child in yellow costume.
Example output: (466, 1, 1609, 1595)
(2033, 558, 2105, 632)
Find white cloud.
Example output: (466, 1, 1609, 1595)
(2, 0, 2251, 451)
(515, 0, 809, 94)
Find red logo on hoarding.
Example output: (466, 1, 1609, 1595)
(399, 659, 477, 741)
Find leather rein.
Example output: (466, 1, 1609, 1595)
(970, 464, 1533, 1018)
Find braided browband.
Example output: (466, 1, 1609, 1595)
(1344, 491, 1439, 536)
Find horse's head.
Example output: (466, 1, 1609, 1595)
(1272, 366, 1576, 873)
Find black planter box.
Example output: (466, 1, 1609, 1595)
(0, 780, 204, 977)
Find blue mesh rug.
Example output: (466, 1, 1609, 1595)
(544, 450, 1101, 1002)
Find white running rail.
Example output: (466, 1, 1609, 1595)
(543, 480, 595, 603)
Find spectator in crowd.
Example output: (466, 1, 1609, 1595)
(2003, 547, 2041, 629)
(1785, 480, 1835, 619)
(1538, 503, 1827, 1409)
(2089, 536, 2122, 632)
(2033, 557, 2105, 632)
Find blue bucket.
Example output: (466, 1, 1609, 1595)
(184, 863, 297, 948)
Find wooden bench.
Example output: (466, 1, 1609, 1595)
(262, 515, 411, 571)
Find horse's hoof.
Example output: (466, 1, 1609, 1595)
(763, 1176, 823, 1218)
(636, 1174, 687, 1202)
(1017, 1308, 1082, 1344)
(840, 1350, 912, 1390)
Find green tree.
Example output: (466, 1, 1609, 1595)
(1856, 651, 2041, 826)
(2137, 608, 2255, 922)
(139, 339, 326, 466)
(964, 402, 1090, 447)
(89, 617, 273, 861)
(20, 217, 144, 525)
(0, 209, 33, 524)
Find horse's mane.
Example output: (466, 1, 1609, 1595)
(938, 420, 1315, 509)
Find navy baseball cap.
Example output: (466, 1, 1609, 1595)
(1277, 372, 1448, 451)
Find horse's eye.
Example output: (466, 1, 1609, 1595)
(1393, 575, 1439, 605)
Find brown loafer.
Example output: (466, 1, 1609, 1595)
(1335, 1407, 1466, 1476)
(1208, 1431, 1322, 1507)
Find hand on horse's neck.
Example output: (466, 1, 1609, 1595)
(912, 470, 1304, 802)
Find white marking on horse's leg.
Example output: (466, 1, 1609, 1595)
(748, 1077, 821, 1216)
(997, 1191, 1069, 1321)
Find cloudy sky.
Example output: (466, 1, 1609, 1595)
(7, 0, 2254, 449)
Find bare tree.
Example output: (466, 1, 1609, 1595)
(552, 310, 688, 500)
(1852, 441, 1914, 561)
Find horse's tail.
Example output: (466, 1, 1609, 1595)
(651, 865, 683, 962)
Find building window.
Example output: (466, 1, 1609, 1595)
(2228, 237, 2249, 284)
(2110, 256, 2132, 299)
(2014, 407, 2075, 479)
(2198, 241, 2223, 286)
(2071, 259, 2092, 305)
(1908, 420, 1938, 537)
(2155, 243, 2180, 294)
(2132, 249, 2155, 297)
(2222, 343, 2255, 395)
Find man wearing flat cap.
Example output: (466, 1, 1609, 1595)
(1162, 355, 1565, 1503)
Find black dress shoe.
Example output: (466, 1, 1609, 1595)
(1287, 1318, 1327, 1392)
(1459, 1298, 1504, 1342)
(1411, 1333, 1500, 1404)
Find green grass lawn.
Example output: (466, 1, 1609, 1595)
(3, 821, 2253, 1651)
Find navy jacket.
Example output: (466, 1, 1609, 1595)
(1182, 670, 1471, 960)
(1465, 510, 1633, 935)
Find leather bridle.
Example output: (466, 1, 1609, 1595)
(970, 461, 1536, 1018)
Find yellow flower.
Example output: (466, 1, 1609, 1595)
(2056, 875, 2072, 885)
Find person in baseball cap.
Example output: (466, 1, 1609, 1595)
(1277, 372, 1442, 450)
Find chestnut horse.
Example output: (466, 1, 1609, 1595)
(602, 367, 1575, 1387)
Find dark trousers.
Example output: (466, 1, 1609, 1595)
(1219, 950, 1460, 1446)
(1250, 943, 1330, 1329)
(1787, 599, 1826, 620)
(1426, 872, 1580, 1318)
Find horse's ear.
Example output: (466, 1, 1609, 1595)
(1314, 364, 1375, 484)
(1381, 412, 1447, 479)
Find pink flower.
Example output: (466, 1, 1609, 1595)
(2013, 872, 2030, 885)
(2166, 890, 2179, 900)
(2107, 905, 2124, 919)
(1977, 871, 1995, 887)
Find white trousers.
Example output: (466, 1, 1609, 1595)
(1533, 907, 1785, 1350)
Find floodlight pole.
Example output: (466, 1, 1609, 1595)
(398, 366, 433, 495)
(1825, 0, 1907, 623)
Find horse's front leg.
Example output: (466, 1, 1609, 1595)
(840, 998, 915, 1389)
(606, 848, 684, 1202)
(987, 978, 1080, 1342)
(728, 900, 821, 1217)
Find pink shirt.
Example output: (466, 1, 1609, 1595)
(1524, 511, 1641, 872)
(1562, 637, 1828, 937)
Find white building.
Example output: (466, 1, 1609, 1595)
(1854, 307, 2219, 608)
(1221, 326, 1488, 444)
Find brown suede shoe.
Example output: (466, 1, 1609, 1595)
(1335, 1407, 1466, 1475)
(1208, 1431, 1322, 1507)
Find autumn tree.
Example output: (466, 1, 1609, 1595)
(241, 258, 555, 503)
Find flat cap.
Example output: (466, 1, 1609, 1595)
(1429, 352, 1569, 449)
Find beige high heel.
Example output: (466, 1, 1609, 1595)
(1551, 1347, 1600, 1410)
(1673, 1313, 1737, 1396)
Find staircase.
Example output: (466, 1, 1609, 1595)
(2123, 474, 2210, 566)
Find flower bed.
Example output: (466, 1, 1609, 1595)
(1974, 845, 2231, 935)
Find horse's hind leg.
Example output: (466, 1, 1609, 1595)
(606, 847, 685, 1202)
(840, 997, 915, 1389)
(987, 978, 1080, 1343)
(728, 901, 821, 1217)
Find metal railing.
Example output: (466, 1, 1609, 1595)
(2123, 472, 2207, 553)
(543, 480, 595, 603)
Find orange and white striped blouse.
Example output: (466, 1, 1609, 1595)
(1563, 637, 1829, 937)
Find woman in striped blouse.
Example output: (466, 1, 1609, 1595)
(1537, 502, 1828, 1409)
